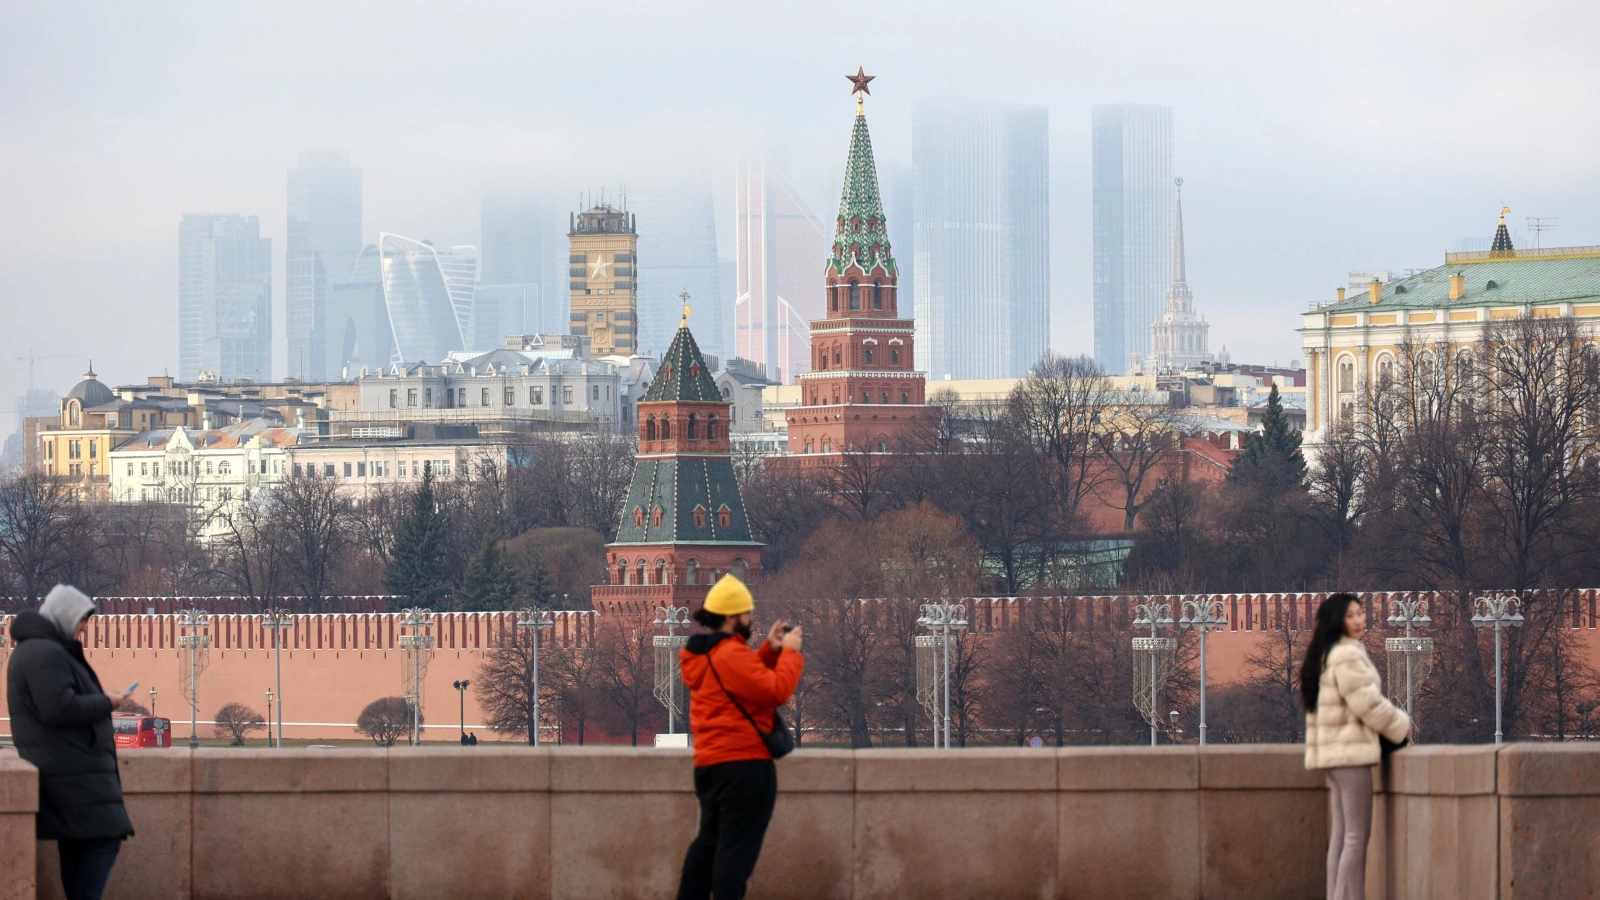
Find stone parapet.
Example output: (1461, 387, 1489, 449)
(2, 744, 1596, 898)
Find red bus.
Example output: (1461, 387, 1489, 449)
(112, 714, 172, 749)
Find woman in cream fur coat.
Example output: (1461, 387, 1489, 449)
(1301, 593, 1411, 900)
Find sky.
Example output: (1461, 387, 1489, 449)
(4, 0, 1600, 430)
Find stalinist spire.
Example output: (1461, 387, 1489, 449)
(1172, 178, 1188, 285)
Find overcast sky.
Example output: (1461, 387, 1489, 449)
(4, 0, 1600, 427)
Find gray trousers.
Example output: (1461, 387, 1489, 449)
(1326, 765, 1373, 900)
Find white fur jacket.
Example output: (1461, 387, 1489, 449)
(1304, 638, 1411, 769)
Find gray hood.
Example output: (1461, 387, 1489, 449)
(38, 584, 95, 641)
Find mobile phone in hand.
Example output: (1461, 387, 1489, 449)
(122, 681, 140, 694)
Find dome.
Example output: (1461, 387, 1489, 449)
(65, 366, 114, 408)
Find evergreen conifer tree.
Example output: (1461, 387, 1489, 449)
(385, 463, 450, 607)
(1227, 383, 1307, 489)
(460, 533, 524, 611)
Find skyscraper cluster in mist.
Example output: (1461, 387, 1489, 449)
(170, 96, 1206, 390)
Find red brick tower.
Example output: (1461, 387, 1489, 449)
(786, 71, 939, 458)
(591, 318, 764, 616)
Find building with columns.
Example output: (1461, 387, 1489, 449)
(785, 74, 941, 458)
(591, 320, 763, 614)
(1142, 180, 1212, 374)
(1299, 209, 1600, 454)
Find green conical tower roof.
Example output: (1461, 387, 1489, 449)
(642, 322, 722, 403)
(828, 110, 896, 278)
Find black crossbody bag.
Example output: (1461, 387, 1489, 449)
(705, 650, 795, 760)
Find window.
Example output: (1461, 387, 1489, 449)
(891, 349, 900, 366)
(881, 392, 889, 404)
(637, 560, 648, 585)
(481, 388, 490, 407)
(661, 417, 672, 439)
(732, 558, 749, 581)
(398, 460, 407, 478)
(829, 291, 837, 312)
(140, 489, 147, 501)
(655, 559, 667, 585)
(248, 460, 256, 475)
(686, 559, 700, 584)
(563, 386, 573, 405)
(862, 391, 870, 403)
(818, 349, 827, 370)
(140, 462, 147, 476)
(294, 463, 303, 476)
(833, 347, 842, 365)
(389, 389, 398, 409)
(425, 388, 433, 406)
(870, 283, 881, 310)
(617, 560, 628, 585)
(407, 389, 418, 407)
(901, 392, 909, 404)
(217, 461, 230, 476)
(647, 416, 658, 441)
(153, 462, 161, 477)
(445, 388, 455, 407)
(634, 507, 645, 526)
(1337, 359, 1355, 394)
(69, 440, 80, 460)
(707, 415, 719, 440)
(864, 348, 874, 365)
(439, 460, 451, 477)
(693, 506, 707, 527)
(89, 440, 97, 458)
(357, 462, 367, 477)
(530, 386, 543, 405)
(688, 413, 699, 440)
(652, 507, 663, 526)
(505, 387, 515, 406)
(718, 507, 732, 528)
(206, 461, 213, 475)
(849, 282, 860, 310)
(324, 464, 336, 477)
(592, 384, 600, 401)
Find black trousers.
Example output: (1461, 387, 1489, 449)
(58, 837, 122, 900)
(676, 759, 778, 900)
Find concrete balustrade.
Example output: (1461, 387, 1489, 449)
(0, 744, 1595, 899)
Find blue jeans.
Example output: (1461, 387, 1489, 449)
(58, 837, 122, 900)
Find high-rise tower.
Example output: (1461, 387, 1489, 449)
(786, 70, 939, 458)
(287, 150, 362, 381)
(592, 317, 763, 615)
(912, 98, 1050, 380)
(1142, 179, 1211, 373)
(178, 214, 272, 382)
(1093, 105, 1174, 374)
(734, 155, 828, 383)
(568, 203, 638, 358)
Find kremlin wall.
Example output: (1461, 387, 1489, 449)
(4, 591, 1598, 743)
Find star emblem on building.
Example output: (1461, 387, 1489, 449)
(589, 254, 612, 279)
(846, 66, 875, 97)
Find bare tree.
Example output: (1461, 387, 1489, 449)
(473, 627, 556, 744)
(355, 696, 415, 747)
(268, 468, 353, 611)
(1094, 392, 1182, 532)
(1009, 353, 1114, 541)
(590, 618, 659, 746)
(212, 702, 266, 745)
(0, 472, 98, 602)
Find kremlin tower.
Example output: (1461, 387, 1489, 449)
(785, 69, 939, 459)
(591, 312, 763, 615)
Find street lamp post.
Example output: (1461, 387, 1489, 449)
(1385, 599, 1433, 720)
(1169, 709, 1181, 743)
(176, 609, 211, 750)
(1180, 599, 1228, 746)
(1473, 594, 1525, 744)
(264, 689, 273, 745)
(261, 608, 292, 748)
(516, 608, 556, 746)
(652, 606, 692, 735)
(452, 680, 470, 741)
(397, 608, 435, 746)
(1132, 603, 1176, 746)
(916, 602, 968, 749)
(148, 687, 157, 719)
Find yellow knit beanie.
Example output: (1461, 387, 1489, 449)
(703, 575, 753, 616)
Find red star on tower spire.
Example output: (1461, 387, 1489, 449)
(846, 66, 875, 110)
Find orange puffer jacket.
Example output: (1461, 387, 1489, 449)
(680, 632, 804, 768)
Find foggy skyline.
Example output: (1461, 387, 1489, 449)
(5, 0, 1600, 418)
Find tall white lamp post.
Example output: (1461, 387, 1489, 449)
(1179, 599, 1227, 746)
(516, 608, 555, 746)
(1473, 594, 1524, 744)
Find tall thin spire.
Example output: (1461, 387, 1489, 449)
(1491, 204, 1515, 255)
(829, 71, 893, 278)
(1171, 178, 1187, 284)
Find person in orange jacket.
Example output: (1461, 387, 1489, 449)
(675, 575, 803, 900)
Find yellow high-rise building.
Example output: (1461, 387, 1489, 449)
(568, 203, 638, 358)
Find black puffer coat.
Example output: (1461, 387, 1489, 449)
(6, 611, 134, 840)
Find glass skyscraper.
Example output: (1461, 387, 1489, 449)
(178, 214, 272, 382)
(479, 190, 568, 340)
(1092, 105, 1174, 375)
(627, 180, 725, 364)
(379, 233, 468, 365)
(734, 155, 827, 383)
(912, 99, 1050, 381)
(287, 150, 362, 381)
(327, 243, 391, 375)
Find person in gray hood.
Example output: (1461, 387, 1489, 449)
(7, 585, 135, 900)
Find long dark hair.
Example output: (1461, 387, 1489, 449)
(1300, 593, 1361, 710)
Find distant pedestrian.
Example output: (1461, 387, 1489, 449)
(1302, 593, 1411, 900)
(468, 732, 478, 746)
(7, 585, 135, 900)
(460, 732, 469, 746)
(676, 576, 803, 900)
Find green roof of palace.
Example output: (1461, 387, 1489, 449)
(828, 111, 896, 278)
(1318, 250, 1600, 312)
(642, 324, 722, 403)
